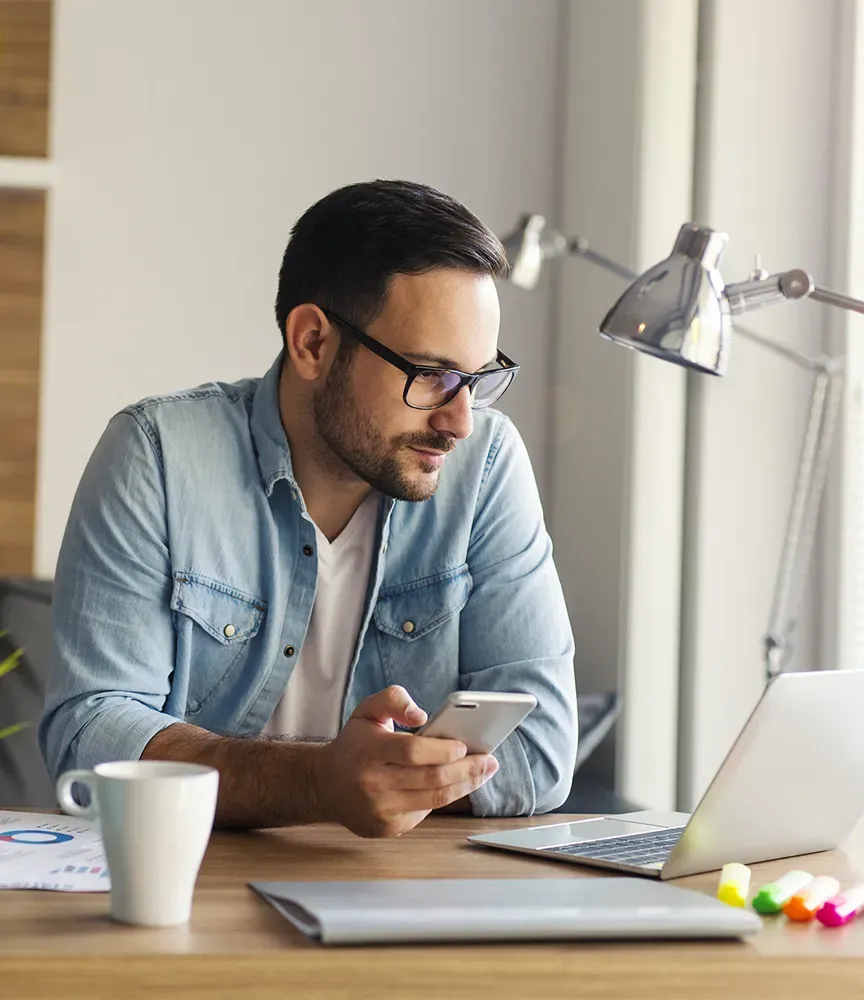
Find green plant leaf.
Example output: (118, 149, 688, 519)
(0, 647, 23, 679)
(0, 634, 28, 739)
(0, 721, 31, 742)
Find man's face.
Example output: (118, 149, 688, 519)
(313, 269, 501, 502)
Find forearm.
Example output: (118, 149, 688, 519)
(141, 722, 327, 829)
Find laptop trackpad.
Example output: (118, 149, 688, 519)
(471, 817, 668, 851)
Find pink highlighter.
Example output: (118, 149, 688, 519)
(817, 883, 864, 927)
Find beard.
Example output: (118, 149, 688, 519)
(312, 349, 453, 502)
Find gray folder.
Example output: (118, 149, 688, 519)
(249, 877, 762, 944)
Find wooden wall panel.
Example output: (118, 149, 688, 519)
(0, 189, 44, 574)
(0, 0, 52, 157)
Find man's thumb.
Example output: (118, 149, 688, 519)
(352, 685, 427, 729)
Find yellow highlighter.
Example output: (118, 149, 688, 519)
(717, 862, 751, 907)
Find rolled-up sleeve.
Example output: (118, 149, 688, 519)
(38, 412, 179, 781)
(462, 417, 577, 816)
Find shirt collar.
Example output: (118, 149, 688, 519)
(251, 352, 298, 496)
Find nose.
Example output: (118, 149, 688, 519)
(429, 385, 474, 441)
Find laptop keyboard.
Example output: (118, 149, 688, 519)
(543, 826, 686, 866)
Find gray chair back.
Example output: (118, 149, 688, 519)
(0, 579, 55, 807)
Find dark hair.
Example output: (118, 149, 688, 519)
(274, 179, 509, 350)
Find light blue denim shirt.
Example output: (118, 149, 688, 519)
(39, 355, 577, 816)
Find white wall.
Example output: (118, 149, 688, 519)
(553, 0, 843, 811)
(822, 0, 864, 678)
(679, 0, 840, 806)
(552, 0, 697, 810)
(36, 0, 564, 575)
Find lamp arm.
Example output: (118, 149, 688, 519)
(565, 235, 855, 683)
(763, 369, 844, 681)
(810, 284, 864, 316)
(559, 222, 862, 684)
(725, 269, 864, 319)
(724, 269, 813, 314)
(567, 237, 639, 283)
(695, 265, 859, 680)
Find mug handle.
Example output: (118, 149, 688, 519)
(56, 769, 98, 819)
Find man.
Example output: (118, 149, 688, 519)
(39, 180, 577, 837)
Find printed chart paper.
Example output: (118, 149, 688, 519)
(0, 811, 109, 892)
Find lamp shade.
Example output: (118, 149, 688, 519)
(500, 213, 566, 290)
(599, 223, 733, 376)
(500, 214, 545, 289)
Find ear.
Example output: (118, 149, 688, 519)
(284, 304, 341, 383)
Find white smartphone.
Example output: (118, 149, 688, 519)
(415, 691, 537, 754)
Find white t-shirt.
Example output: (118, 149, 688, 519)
(263, 491, 380, 739)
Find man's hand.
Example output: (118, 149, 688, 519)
(313, 685, 499, 837)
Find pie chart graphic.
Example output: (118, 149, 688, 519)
(0, 830, 74, 845)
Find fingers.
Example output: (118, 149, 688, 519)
(364, 754, 496, 792)
(375, 757, 499, 815)
(336, 687, 503, 839)
(351, 685, 427, 730)
(376, 731, 468, 766)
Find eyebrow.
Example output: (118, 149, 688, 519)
(403, 351, 499, 372)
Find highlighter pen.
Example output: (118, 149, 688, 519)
(752, 870, 813, 914)
(783, 875, 841, 921)
(817, 882, 864, 927)
(717, 862, 751, 907)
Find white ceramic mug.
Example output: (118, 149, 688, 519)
(56, 760, 219, 927)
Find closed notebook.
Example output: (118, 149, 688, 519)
(249, 877, 761, 945)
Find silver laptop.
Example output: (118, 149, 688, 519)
(469, 669, 864, 879)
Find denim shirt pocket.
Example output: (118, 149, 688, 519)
(373, 564, 473, 704)
(171, 572, 267, 716)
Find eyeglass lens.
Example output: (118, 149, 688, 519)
(406, 368, 514, 409)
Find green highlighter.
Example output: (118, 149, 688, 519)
(752, 870, 813, 914)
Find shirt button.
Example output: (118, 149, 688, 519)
(223, 624, 236, 638)
(283, 645, 295, 657)
(303, 545, 314, 557)
(402, 621, 415, 634)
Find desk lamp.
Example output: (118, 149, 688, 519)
(503, 214, 864, 680)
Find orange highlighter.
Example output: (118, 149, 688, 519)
(783, 875, 841, 921)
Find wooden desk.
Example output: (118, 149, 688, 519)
(3, 812, 864, 999)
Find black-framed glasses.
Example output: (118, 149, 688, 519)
(322, 309, 520, 411)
